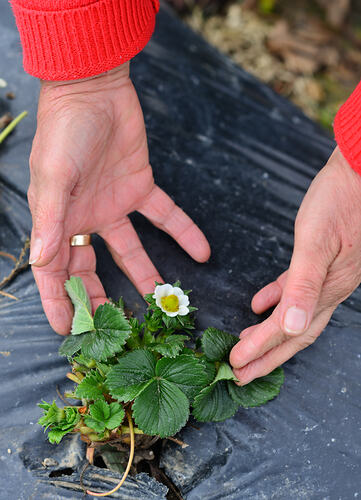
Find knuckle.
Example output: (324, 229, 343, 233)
(290, 277, 320, 300)
(296, 333, 317, 350)
(294, 217, 340, 263)
(32, 201, 65, 231)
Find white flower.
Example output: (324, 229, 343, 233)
(153, 284, 190, 317)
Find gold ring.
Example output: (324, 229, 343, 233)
(70, 234, 92, 247)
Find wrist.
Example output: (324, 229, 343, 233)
(327, 146, 361, 194)
(41, 62, 130, 96)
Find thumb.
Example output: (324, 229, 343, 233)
(28, 180, 69, 267)
(278, 240, 330, 336)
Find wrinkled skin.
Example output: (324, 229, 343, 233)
(28, 63, 211, 334)
(230, 146, 361, 384)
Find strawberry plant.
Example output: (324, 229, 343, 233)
(38, 277, 284, 496)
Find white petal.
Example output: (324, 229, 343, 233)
(154, 284, 173, 299)
(165, 310, 179, 317)
(172, 287, 184, 297)
(178, 295, 189, 307)
(178, 305, 189, 316)
(155, 297, 163, 308)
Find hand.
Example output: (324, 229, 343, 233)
(230, 146, 361, 384)
(28, 63, 210, 334)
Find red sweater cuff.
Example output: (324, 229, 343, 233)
(10, 0, 160, 81)
(334, 81, 361, 175)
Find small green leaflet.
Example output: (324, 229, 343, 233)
(81, 303, 131, 361)
(75, 370, 107, 400)
(38, 402, 81, 444)
(107, 350, 156, 402)
(47, 428, 71, 444)
(213, 362, 239, 384)
(84, 400, 125, 433)
(38, 401, 64, 429)
(65, 277, 94, 335)
(228, 367, 284, 408)
(132, 379, 189, 438)
(201, 328, 238, 362)
(147, 335, 189, 358)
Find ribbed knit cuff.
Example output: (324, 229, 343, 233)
(334, 81, 361, 175)
(11, 0, 160, 81)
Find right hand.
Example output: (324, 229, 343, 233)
(28, 62, 211, 334)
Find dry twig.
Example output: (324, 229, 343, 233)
(0, 238, 30, 300)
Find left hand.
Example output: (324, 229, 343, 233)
(230, 146, 361, 384)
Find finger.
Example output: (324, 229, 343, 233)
(278, 232, 333, 336)
(138, 185, 211, 263)
(68, 245, 107, 312)
(99, 217, 163, 296)
(251, 271, 288, 314)
(239, 324, 258, 339)
(233, 307, 333, 385)
(230, 307, 285, 369)
(27, 165, 73, 267)
(32, 241, 72, 335)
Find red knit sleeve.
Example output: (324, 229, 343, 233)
(10, 0, 160, 81)
(334, 81, 361, 175)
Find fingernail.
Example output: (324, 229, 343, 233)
(29, 238, 43, 265)
(284, 306, 307, 334)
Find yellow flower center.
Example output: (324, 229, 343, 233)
(161, 294, 179, 313)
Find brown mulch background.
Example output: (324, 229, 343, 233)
(165, 0, 361, 131)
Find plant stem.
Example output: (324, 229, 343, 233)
(0, 111, 28, 144)
(86, 411, 135, 497)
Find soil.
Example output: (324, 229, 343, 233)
(166, 0, 361, 131)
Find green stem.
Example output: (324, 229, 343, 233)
(0, 111, 28, 144)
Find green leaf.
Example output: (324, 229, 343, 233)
(59, 334, 85, 357)
(213, 362, 239, 384)
(73, 354, 96, 369)
(96, 362, 112, 376)
(48, 428, 70, 444)
(133, 379, 189, 437)
(148, 335, 189, 358)
(201, 328, 238, 362)
(106, 402, 125, 430)
(143, 329, 155, 345)
(156, 354, 208, 400)
(38, 403, 81, 443)
(81, 303, 131, 361)
(199, 357, 217, 385)
(191, 362, 239, 422)
(228, 367, 284, 408)
(75, 370, 107, 400)
(84, 416, 105, 433)
(38, 400, 52, 411)
(90, 399, 110, 420)
(65, 277, 94, 335)
(37, 401, 63, 429)
(85, 400, 125, 433)
(127, 318, 142, 349)
(192, 381, 239, 422)
(107, 350, 156, 402)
